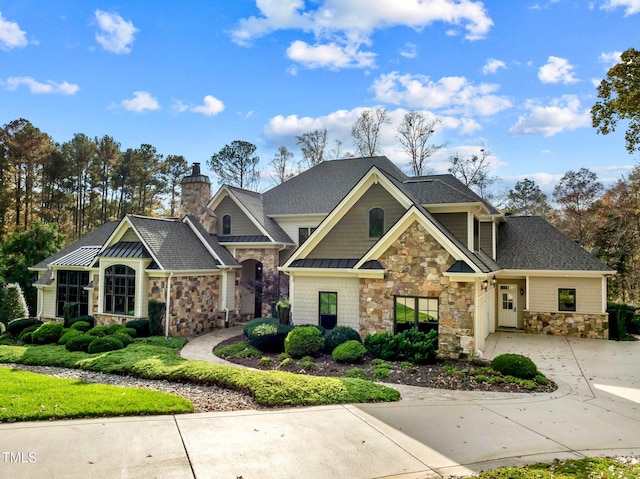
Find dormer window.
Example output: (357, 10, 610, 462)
(369, 207, 384, 238)
(222, 215, 231, 235)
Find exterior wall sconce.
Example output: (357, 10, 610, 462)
(482, 279, 489, 291)
(520, 288, 525, 296)
(491, 277, 497, 286)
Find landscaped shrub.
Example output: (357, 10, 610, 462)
(105, 324, 126, 335)
(87, 336, 125, 354)
(607, 302, 638, 340)
(364, 332, 397, 360)
(112, 332, 133, 346)
(284, 326, 325, 358)
(332, 340, 367, 363)
(68, 316, 95, 329)
(491, 353, 538, 379)
(345, 368, 367, 380)
(325, 326, 361, 353)
(394, 328, 438, 364)
(243, 317, 278, 337)
(0, 283, 30, 325)
(123, 327, 137, 338)
(58, 329, 83, 345)
(148, 299, 165, 335)
(20, 332, 34, 344)
(7, 318, 42, 337)
(18, 324, 40, 342)
(246, 322, 292, 352)
(62, 302, 79, 328)
(86, 326, 110, 337)
(64, 334, 97, 352)
(124, 319, 151, 337)
(31, 322, 65, 345)
(70, 321, 92, 332)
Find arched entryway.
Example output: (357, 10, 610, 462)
(240, 259, 263, 319)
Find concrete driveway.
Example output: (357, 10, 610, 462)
(357, 332, 640, 477)
(1, 332, 638, 479)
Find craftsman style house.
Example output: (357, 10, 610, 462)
(31, 156, 614, 357)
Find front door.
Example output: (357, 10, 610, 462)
(498, 284, 518, 328)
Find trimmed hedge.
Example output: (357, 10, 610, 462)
(70, 321, 92, 332)
(325, 326, 361, 353)
(247, 322, 292, 353)
(491, 353, 538, 379)
(88, 336, 125, 354)
(69, 316, 96, 329)
(7, 318, 42, 338)
(18, 325, 40, 342)
(65, 334, 95, 353)
(112, 332, 133, 346)
(124, 320, 151, 337)
(58, 329, 83, 345)
(285, 326, 325, 358)
(332, 340, 367, 363)
(32, 323, 65, 345)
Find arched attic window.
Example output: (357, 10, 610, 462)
(222, 215, 231, 235)
(369, 207, 385, 239)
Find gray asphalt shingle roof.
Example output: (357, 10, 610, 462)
(497, 216, 614, 271)
(127, 215, 220, 270)
(226, 187, 292, 243)
(184, 215, 239, 266)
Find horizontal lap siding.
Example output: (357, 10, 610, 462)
(432, 212, 467, 246)
(213, 196, 262, 236)
(292, 276, 360, 330)
(308, 184, 406, 259)
(528, 276, 603, 313)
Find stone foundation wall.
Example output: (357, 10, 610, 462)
(164, 275, 225, 336)
(524, 311, 608, 339)
(359, 221, 476, 359)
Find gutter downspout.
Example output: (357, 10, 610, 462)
(165, 272, 173, 337)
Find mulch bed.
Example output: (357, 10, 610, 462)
(215, 336, 557, 394)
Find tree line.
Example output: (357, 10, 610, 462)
(0, 118, 190, 241)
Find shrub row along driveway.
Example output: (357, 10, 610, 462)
(0, 330, 638, 479)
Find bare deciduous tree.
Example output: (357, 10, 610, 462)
(448, 144, 497, 199)
(396, 112, 443, 176)
(296, 129, 327, 169)
(351, 107, 391, 157)
(270, 146, 294, 184)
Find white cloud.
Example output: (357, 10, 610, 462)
(508, 95, 590, 137)
(120, 91, 160, 112)
(482, 58, 506, 75)
(538, 56, 578, 84)
(231, 0, 493, 70)
(599, 50, 622, 68)
(5, 76, 79, 95)
(94, 10, 138, 54)
(399, 42, 417, 59)
(286, 39, 376, 70)
(191, 95, 225, 116)
(371, 71, 512, 116)
(0, 12, 27, 50)
(600, 0, 640, 15)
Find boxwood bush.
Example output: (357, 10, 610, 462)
(332, 340, 367, 363)
(112, 332, 133, 346)
(246, 322, 292, 353)
(65, 334, 95, 352)
(284, 326, 325, 358)
(87, 336, 125, 354)
(68, 315, 95, 329)
(124, 319, 151, 337)
(325, 326, 361, 353)
(32, 323, 65, 345)
(86, 326, 109, 337)
(7, 318, 42, 338)
(58, 329, 83, 345)
(243, 317, 278, 337)
(491, 353, 538, 379)
(70, 321, 92, 332)
(18, 324, 40, 342)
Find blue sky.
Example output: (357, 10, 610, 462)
(1, 0, 638, 196)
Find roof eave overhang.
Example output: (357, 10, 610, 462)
(497, 269, 616, 278)
(279, 266, 384, 279)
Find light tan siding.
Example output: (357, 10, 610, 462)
(213, 196, 262, 236)
(528, 276, 604, 314)
(121, 228, 140, 242)
(432, 212, 467, 245)
(41, 288, 57, 318)
(307, 184, 406, 259)
(291, 276, 360, 330)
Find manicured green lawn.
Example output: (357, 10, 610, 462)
(469, 457, 640, 478)
(0, 338, 400, 408)
(0, 367, 194, 422)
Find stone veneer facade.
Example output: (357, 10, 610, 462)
(524, 311, 608, 339)
(359, 221, 476, 359)
(235, 247, 281, 318)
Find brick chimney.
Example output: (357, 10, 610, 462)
(180, 162, 217, 234)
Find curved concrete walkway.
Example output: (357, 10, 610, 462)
(1, 329, 638, 479)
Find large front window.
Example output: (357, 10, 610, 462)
(394, 296, 439, 334)
(56, 270, 89, 317)
(558, 288, 576, 312)
(104, 265, 136, 315)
